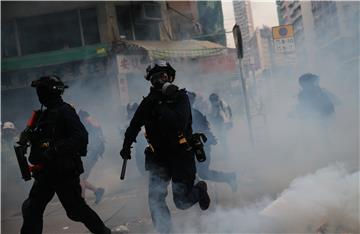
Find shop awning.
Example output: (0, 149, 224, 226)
(1, 43, 110, 72)
(123, 39, 226, 59)
(1, 40, 226, 72)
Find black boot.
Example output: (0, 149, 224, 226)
(195, 181, 210, 210)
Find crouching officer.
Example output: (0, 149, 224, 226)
(120, 61, 210, 233)
(21, 76, 111, 234)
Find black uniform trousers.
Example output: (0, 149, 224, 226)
(21, 174, 109, 234)
(147, 150, 201, 234)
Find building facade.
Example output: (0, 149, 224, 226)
(1, 1, 175, 59)
(249, 27, 271, 75)
(276, 1, 315, 70)
(233, 0, 255, 76)
(276, 0, 359, 74)
(1, 1, 234, 126)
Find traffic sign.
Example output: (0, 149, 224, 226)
(272, 25, 294, 39)
(274, 37, 295, 53)
(272, 25, 295, 53)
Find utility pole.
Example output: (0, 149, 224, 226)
(233, 24, 255, 147)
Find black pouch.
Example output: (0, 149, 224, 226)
(190, 133, 207, 162)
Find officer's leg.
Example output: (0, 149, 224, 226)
(56, 176, 110, 234)
(198, 146, 236, 184)
(21, 179, 55, 234)
(172, 152, 203, 210)
(148, 164, 171, 233)
(196, 148, 235, 183)
(197, 145, 212, 180)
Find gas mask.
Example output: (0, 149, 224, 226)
(150, 72, 170, 89)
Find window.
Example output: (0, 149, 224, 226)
(134, 22, 160, 40)
(3, 8, 100, 57)
(143, 2, 161, 20)
(80, 8, 100, 45)
(116, 6, 134, 40)
(116, 3, 161, 41)
(1, 21, 18, 57)
(18, 10, 82, 55)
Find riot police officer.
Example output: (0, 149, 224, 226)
(120, 61, 210, 233)
(21, 76, 111, 234)
(296, 73, 335, 119)
(188, 92, 237, 192)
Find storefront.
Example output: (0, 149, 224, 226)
(1, 39, 240, 127)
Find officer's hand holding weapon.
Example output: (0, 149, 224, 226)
(14, 111, 42, 181)
(14, 133, 32, 181)
(120, 142, 132, 180)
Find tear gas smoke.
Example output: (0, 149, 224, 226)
(176, 165, 359, 233)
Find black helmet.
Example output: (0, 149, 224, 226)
(31, 75, 68, 105)
(299, 73, 319, 87)
(144, 60, 176, 83)
(209, 93, 219, 103)
(31, 75, 68, 95)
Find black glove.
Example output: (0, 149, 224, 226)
(120, 145, 132, 160)
(162, 83, 179, 98)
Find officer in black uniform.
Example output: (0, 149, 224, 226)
(21, 76, 111, 234)
(296, 73, 335, 119)
(120, 61, 210, 233)
(187, 92, 237, 192)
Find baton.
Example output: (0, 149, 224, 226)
(120, 159, 127, 180)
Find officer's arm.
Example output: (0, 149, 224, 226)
(158, 92, 191, 132)
(55, 106, 88, 156)
(123, 99, 148, 146)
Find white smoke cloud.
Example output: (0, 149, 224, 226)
(178, 164, 359, 233)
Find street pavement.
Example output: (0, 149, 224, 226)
(1, 177, 155, 234)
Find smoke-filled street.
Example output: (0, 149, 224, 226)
(1, 1, 359, 234)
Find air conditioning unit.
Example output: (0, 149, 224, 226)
(141, 2, 162, 21)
